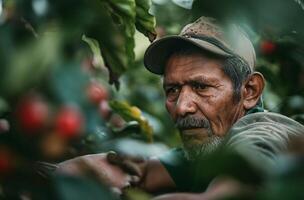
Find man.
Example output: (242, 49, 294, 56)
(57, 17, 304, 199)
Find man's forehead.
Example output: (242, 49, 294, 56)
(163, 74, 221, 86)
(164, 53, 222, 73)
(166, 53, 210, 67)
(164, 53, 224, 77)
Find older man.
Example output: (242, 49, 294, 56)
(58, 17, 304, 198)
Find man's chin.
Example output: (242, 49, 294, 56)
(182, 143, 203, 161)
(182, 136, 224, 160)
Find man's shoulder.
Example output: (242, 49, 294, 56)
(231, 111, 304, 135)
(226, 111, 304, 148)
(225, 111, 304, 172)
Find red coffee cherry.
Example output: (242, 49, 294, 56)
(55, 106, 84, 139)
(16, 95, 49, 134)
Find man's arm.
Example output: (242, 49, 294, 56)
(56, 153, 176, 193)
(137, 157, 176, 193)
(56, 153, 132, 190)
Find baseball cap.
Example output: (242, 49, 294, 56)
(144, 16, 256, 75)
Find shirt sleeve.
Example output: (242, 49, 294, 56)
(158, 148, 194, 191)
(224, 112, 304, 174)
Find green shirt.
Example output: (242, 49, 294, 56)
(159, 109, 304, 192)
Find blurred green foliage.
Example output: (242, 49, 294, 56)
(0, 0, 304, 199)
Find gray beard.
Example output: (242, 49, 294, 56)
(182, 135, 224, 161)
(175, 115, 224, 160)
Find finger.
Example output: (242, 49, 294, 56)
(107, 151, 145, 164)
(110, 187, 122, 197)
(129, 175, 140, 186)
(121, 159, 143, 176)
(107, 151, 146, 177)
(107, 151, 123, 165)
(124, 154, 145, 163)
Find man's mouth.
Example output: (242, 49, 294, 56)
(181, 128, 210, 137)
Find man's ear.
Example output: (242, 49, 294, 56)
(242, 72, 265, 110)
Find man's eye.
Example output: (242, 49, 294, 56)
(165, 86, 180, 100)
(192, 83, 208, 91)
(166, 87, 179, 95)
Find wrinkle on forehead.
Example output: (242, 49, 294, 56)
(165, 53, 223, 73)
(164, 54, 211, 74)
(163, 74, 221, 87)
(164, 54, 225, 85)
(168, 55, 209, 69)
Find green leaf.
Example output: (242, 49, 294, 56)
(81, 0, 155, 88)
(192, 0, 304, 38)
(106, 0, 137, 62)
(0, 97, 10, 116)
(50, 62, 89, 105)
(135, 0, 157, 42)
(124, 188, 152, 200)
(84, 2, 125, 88)
(109, 0, 136, 61)
(109, 100, 153, 142)
(53, 175, 116, 200)
(84, 1, 138, 89)
(112, 121, 141, 134)
(82, 35, 105, 69)
(107, 0, 137, 20)
(1, 30, 61, 97)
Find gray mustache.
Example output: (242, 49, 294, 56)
(175, 116, 210, 130)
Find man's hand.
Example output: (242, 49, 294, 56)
(107, 152, 176, 193)
(57, 151, 176, 194)
(107, 151, 146, 183)
(56, 153, 135, 190)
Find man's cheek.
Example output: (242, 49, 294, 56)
(165, 101, 176, 119)
(209, 119, 226, 137)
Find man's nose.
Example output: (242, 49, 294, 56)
(176, 87, 197, 117)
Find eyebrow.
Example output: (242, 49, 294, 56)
(163, 83, 179, 90)
(163, 75, 220, 89)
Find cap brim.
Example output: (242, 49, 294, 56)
(144, 36, 232, 75)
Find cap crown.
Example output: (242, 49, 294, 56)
(180, 17, 256, 70)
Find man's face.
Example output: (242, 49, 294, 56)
(163, 53, 246, 159)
